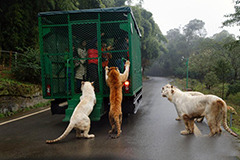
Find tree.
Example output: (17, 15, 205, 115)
(204, 71, 219, 90)
(223, 0, 240, 28)
(225, 43, 240, 81)
(0, 0, 81, 51)
(102, 0, 115, 7)
(164, 19, 205, 79)
(11, 47, 41, 83)
(222, 0, 240, 80)
(212, 30, 235, 41)
(213, 58, 231, 98)
(76, 0, 104, 9)
(157, 19, 207, 78)
(159, 29, 184, 76)
(131, 6, 167, 75)
(183, 19, 207, 58)
(189, 44, 214, 82)
(183, 19, 207, 43)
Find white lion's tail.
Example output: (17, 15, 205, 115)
(220, 100, 238, 137)
(46, 123, 74, 144)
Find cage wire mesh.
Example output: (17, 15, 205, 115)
(40, 9, 141, 98)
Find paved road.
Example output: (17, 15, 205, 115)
(0, 77, 240, 160)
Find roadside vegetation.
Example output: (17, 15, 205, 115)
(0, 101, 51, 118)
(145, 1, 240, 136)
(0, 66, 47, 118)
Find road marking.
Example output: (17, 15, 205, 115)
(194, 123, 202, 137)
(0, 108, 50, 126)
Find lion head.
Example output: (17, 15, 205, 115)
(161, 84, 176, 101)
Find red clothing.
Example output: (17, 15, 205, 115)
(88, 48, 98, 64)
(101, 47, 111, 67)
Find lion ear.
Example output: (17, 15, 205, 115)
(81, 81, 85, 85)
(91, 82, 94, 86)
(171, 85, 173, 88)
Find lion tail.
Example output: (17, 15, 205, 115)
(46, 123, 74, 144)
(227, 106, 237, 114)
(219, 100, 238, 137)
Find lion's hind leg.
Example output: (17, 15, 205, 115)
(108, 112, 116, 134)
(109, 113, 122, 139)
(216, 114, 223, 135)
(76, 116, 95, 139)
(206, 102, 223, 136)
(115, 113, 122, 138)
(181, 114, 194, 135)
(205, 114, 221, 136)
(76, 128, 83, 138)
(208, 122, 218, 136)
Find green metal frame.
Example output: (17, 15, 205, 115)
(38, 7, 142, 121)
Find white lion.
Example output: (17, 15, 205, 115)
(46, 81, 96, 144)
(161, 84, 237, 137)
(162, 84, 204, 122)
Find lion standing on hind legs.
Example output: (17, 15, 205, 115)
(105, 60, 130, 139)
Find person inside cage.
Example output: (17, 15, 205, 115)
(101, 40, 112, 68)
(74, 40, 87, 93)
(111, 34, 129, 72)
(101, 40, 112, 82)
(87, 33, 105, 91)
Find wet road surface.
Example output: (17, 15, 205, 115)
(0, 77, 240, 160)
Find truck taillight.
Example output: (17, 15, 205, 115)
(124, 80, 130, 93)
(46, 84, 51, 96)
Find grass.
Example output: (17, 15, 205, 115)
(0, 101, 51, 118)
(171, 78, 240, 136)
(0, 67, 47, 118)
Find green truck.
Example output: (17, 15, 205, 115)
(38, 7, 142, 121)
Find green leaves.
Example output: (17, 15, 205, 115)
(223, 0, 240, 27)
(131, 6, 167, 74)
(11, 47, 41, 84)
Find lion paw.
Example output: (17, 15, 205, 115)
(109, 129, 114, 134)
(181, 130, 191, 135)
(175, 117, 181, 121)
(76, 133, 84, 138)
(84, 134, 95, 139)
(110, 134, 120, 139)
(125, 60, 130, 66)
(105, 66, 109, 71)
(196, 117, 204, 123)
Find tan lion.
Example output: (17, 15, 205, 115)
(161, 84, 238, 137)
(105, 60, 130, 138)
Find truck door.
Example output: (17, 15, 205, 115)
(41, 26, 70, 98)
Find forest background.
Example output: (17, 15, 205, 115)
(1, 0, 240, 132)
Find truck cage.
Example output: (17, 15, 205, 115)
(38, 7, 142, 121)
